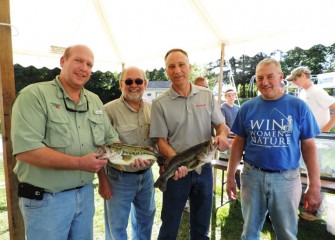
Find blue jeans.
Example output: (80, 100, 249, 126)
(158, 163, 213, 240)
(19, 183, 94, 240)
(241, 162, 302, 240)
(104, 166, 156, 240)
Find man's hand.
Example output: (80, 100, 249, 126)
(214, 134, 229, 152)
(159, 165, 188, 180)
(80, 153, 108, 173)
(303, 187, 321, 214)
(172, 166, 188, 180)
(225, 175, 238, 201)
(130, 158, 151, 169)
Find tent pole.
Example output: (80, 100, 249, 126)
(218, 43, 224, 106)
(213, 43, 225, 193)
(0, 0, 25, 239)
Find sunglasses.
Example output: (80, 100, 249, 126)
(60, 88, 89, 113)
(123, 78, 144, 86)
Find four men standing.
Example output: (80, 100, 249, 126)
(10, 45, 328, 239)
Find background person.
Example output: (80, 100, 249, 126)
(150, 48, 229, 240)
(221, 87, 241, 188)
(226, 58, 321, 240)
(287, 66, 335, 132)
(194, 76, 209, 88)
(11, 44, 119, 240)
(287, 66, 335, 219)
(98, 67, 155, 240)
(221, 87, 240, 130)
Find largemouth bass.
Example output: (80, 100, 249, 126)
(97, 143, 157, 165)
(154, 140, 217, 192)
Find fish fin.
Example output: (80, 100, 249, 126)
(189, 160, 201, 169)
(141, 146, 154, 151)
(195, 167, 202, 174)
(96, 146, 105, 155)
(122, 155, 133, 162)
(195, 152, 206, 162)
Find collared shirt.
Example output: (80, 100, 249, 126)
(104, 95, 153, 172)
(11, 76, 119, 192)
(150, 84, 224, 153)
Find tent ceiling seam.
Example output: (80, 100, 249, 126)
(187, 0, 223, 43)
(92, 0, 124, 66)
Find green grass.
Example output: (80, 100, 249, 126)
(0, 156, 9, 240)
(1, 159, 335, 239)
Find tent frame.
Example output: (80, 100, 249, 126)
(1, 0, 25, 239)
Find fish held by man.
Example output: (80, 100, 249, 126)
(97, 143, 157, 165)
(154, 140, 217, 192)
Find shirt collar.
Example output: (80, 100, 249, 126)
(54, 76, 86, 103)
(168, 83, 199, 99)
(120, 95, 143, 112)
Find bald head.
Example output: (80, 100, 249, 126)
(194, 77, 208, 88)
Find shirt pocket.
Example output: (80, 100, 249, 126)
(116, 124, 138, 145)
(45, 110, 71, 148)
(89, 115, 105, 146)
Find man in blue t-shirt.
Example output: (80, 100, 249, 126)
(225, 58, 321, 240)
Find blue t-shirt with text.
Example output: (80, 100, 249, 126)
(231, 94, 320, 170)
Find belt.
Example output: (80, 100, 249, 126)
(109, 166, 149, 175)
(60, 185, 84, 192)
(45, 185, 84, 193)
(245, 161, 282, 173)
(253, 166, 282, 173)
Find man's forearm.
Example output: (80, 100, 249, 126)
(157, 138, 176, 159)
(301, 139, 321, 189)
(16, 147, 81, 170)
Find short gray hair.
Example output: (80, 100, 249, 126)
(119, 67, 148, 82)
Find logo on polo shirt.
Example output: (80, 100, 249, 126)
(51, 103, 61, 109)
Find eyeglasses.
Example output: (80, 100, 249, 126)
(60, 88, 89, 113)
(123, 78, 144, 86)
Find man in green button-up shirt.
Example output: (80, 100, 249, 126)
(11, 44, 119, 240)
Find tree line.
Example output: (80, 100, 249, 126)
(14, 43, 335, 104)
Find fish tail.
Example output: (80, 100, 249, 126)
(154, 177, 167, 192)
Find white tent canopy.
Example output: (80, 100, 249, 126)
(9, 0, 335, 72)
